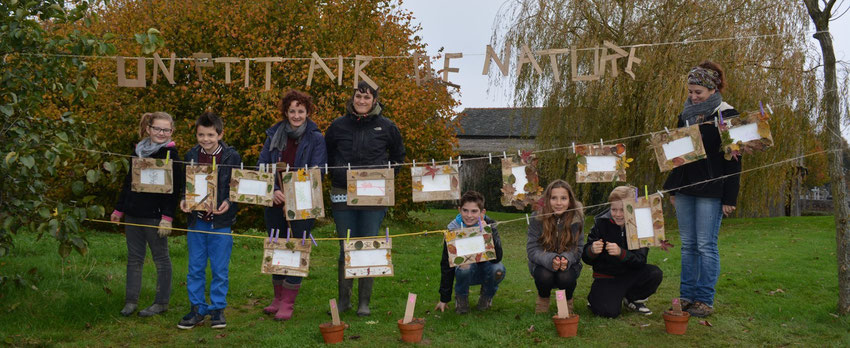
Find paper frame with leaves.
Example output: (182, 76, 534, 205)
(500, 151, 543, 208)
(411, 164, 460, 202)
(622, 194, 666, 250)
(444, 226, 497, 267)
(575, 143, 630, 183)
(343, 237, 394, 279)
(719, 111, 774, 160)
(131, 157, 174, 193)
(347, 168, 395, 206)
(229, 169, 274, 206)
(650, 125, 707, 172)
(280, 168, 325, 220)
(184, 165, 217, 211)
(261, 240, 312, 277)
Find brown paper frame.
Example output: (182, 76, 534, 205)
(622, 194, 665, 250)
(720, 111, 774, 160)
(346, 169, 395, 206)
(184, 165, 217, 212)
(500, 154, 543, 208)
(343, 237, 394, 279)
(650, 125, 706, 172)
(229, 169, 274, 207)
(131, 157, 174, 193)
(575, 143, 628, 183)
(280, 168, 325, 220)
(411, 164, 460, 202)
(445, 226, 497, 267)
(261, 239, 312, 277)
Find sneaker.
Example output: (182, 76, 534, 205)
(455, 295, 469, 315)
(177, 306, 205, 330)
(120, 303, 137, 317)
(138, 303, 168, 317)
(624, 298, 653, 315)
(477, 295, 493, 311)
(686, 301, 714, 317)
(680, 299, 693, 311)
(210, 309, 226, 329)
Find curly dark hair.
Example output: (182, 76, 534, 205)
(278, 89, 315, 118)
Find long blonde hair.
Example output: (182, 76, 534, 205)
(538, 180, 583, 253)
(138, 112, 174, 139)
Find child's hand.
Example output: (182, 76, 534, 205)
(214, 200, 230, 215)
(591, 240, 604, 255)
(157, 219, 172, 238)
(605, 242, 621, 256)
(552, 257, 562, 271)
(434, 301, 448, 312)
(273, 190, 285, 205)
(110, 212, 121, 222)
(559, 256, 568, 271)
(179, 200, 191, 213)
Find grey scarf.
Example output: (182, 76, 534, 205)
(135, 138, 170, 158)
(680, 92, 722, 126)
(270, 121, 308, 153)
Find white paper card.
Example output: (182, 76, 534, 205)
(193, 174, 208, 202)
(271, 249, 302, 268)
(349, 249, 389, 267)
(421, 174, 451, 192)
(140, 169, 166, 185)
(237, 179, 268, 196)
(454, 235, 486, 256)
(728, 123, 760, 143)
(511, 165, 529, 193)
(662, 136, 695, 159)
(586, 156, 618, 172)
(634, 207, 654, 239)
(356, 179, 386, 196)
(294, 181, 313, 210)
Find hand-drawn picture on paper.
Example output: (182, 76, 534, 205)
(131, 157, 174, 193)
(622, 192, 665, 250)
(719, 111, 773, 160)
(445, 226, 497, 267)
(184, 165, 217, 211)
(650, 125, 707, 172)
(575, 143, 631, 183)
(262, 239, 312, 277)
(344, 238, 393, 278)
(501, 151, 543, 209)
(280, 168, 325, 220)
(411, 164, 460, 202)
(229, 169, 274, 206)
(347, 169, 395, 206)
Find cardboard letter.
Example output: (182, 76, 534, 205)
(536, 48, 569, 82)
(482, 43, 511, 76)
(571, 46, 600, 81)
(599, 41, 628, 78)
(625, 46, 642, 79)
(192, 52, 213, 81)
(307, 52, 337, 87)
(440, 53, 462, 88)
(256, 57, 283, 91)
(353, 55, 379, 89)
(116, 56, 146, 88)
(214, 57, 240, 84)
(516, 44, 542, 75)
(152, 52, 176, 85)
(413, 52, 433, 85)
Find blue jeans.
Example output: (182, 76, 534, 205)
(333, 209, 387, 261)
(454, 262, 506, 298)
(186, 220, 232, 314)
(265, 207, 315, 285)
(675, 193, 723, 306)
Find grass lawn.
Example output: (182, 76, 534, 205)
(0, 210, 847, 347)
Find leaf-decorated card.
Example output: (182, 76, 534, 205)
(575, 143, 630, 183)
(650, 125, 706, 172)
(184, 165, 217, 211)
(500, 150, 543, 208)
(719, 111, 773, 160)
(622, 192, 665, 250)
(261, 239, 312, 277)
(280, 168, 324, 220)
(411, 164, 460, 202)
(229, 169, 274, 206)
(343, 237, 394, 278)
(131, 157, 174, 193)
(347, 168, 395, 206)
(444, 225, 497, 267)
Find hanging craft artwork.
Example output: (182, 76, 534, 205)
(347, 168, 395, 206)
(280, 168, 325, 220)
(622, 192, 665, 250)
(444, 225, 497, 267)
(411, 164, 460, 202)
(261, 230, 312, 277)
(500, 150, 543, 208)
(229, 168, 274, 206)
(719, 110, 773, 160)
(131, 157, 174, 193)
(575, 143, 630, 183)
(343, 237, 394, 278)
(650, 125, 706, 172)
(184, 164, 217, 211)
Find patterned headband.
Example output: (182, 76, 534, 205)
(687, 67, 720, 90)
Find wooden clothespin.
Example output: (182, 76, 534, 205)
(190, 159, 194, 166)
(571, 142, 576, 153)
(388, 161, 391, 169)
(685, 120, 690, 128)
(657, 190, 664, 198)
(347, 163, 351, 171)
(412, 160, 416, 168)
(525, 214, 530, 225)
(431, 159, 435, 167)
(240, 162, 244, 170)
(449, 157, 452, 166)
(502, 151, 507, 160)
(488, 153, 492, 164)
(664, 127, 670, 135)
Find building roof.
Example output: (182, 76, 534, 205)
(456, 107, 541, 138)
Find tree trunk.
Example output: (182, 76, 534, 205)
(804, 0, 850, 315)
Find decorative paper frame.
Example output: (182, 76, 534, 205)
(131, 157, 174, 193)
(622, 194, 665, 250)
(184, 165, 217, 211)
(500, 151, 543, 209)
(347, 169, 395, 206)
(229, 169, 274, 206)
(280, 168, 325, 220)
(650, 125, 706, 172)
(411, 164, 460, 202)
(719, 111, 774, 160)
(261, 239, 312, 277)
(575, 143, 630, 183)
(343, 237, 394, 278)
(444, 226, 497, 267)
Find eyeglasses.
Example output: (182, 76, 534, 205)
(149, 125, 173, 134)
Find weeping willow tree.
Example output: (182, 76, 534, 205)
(491, 0, 824, 217)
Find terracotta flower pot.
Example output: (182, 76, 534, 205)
(551, 314, 580, 337)
(319, 322, 346, 344)
(397, 318, 425, 343)
(662, 311, 690, 335)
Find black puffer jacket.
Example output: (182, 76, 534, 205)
(581, 209, 648, 278)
